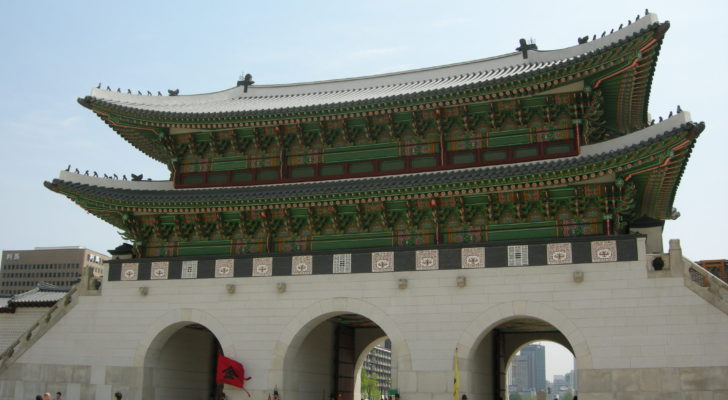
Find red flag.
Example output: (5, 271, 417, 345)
(216, 354, 251, 389)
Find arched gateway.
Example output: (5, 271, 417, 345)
(3, 11, 727, 400)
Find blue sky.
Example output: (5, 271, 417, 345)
(2, 1, 725, 259)
(1, 0, 725, 378)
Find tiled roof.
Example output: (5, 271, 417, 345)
(0, 283, 67, 312)
(81, 15, 662, 117)
(45, 113, 701, 205)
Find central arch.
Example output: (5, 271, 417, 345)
(271, 298, 412, 400)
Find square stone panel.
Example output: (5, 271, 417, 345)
(507, 245, 529, 266)
(150, 261, 169, 280)
(547, 243, 572, 265)
(591, 240, 618, 262)
(333, 254, 352, 274)
(121, 263, 139, 281)
(181, 260, 198, 279)
(253, 257, 273, 277)
(416, 250, 439, 270)
(292, 255, 313, 275)
(371, 252, 394, 272)
(461, 247, 485, 268)
(215, 259, 234, 278)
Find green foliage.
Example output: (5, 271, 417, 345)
(508, 393, 523, 400)
(561, 390, 573, 400)
(360, 370, 381, 400)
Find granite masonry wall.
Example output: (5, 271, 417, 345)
(0, 237, 727, 399)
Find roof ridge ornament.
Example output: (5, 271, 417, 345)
(237, 73, 255, 93)
(516, 38, 537, 59)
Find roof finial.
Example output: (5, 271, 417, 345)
(238, 73, 255, 93)
(645, 8, 649, 15)
(127, 89, 132, 94)
(515, 38, 537, 59)
(97, 82, 101, 89)
(677, 105, 682, 113)
(168, 89, 179, 96)
(578, 36, 588, 44)
(106, 85, 111, 91)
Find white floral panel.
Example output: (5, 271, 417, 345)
(371, 252, 394, 272)
(547, 243, 572, 265)
(121, 263, 138, 281)
(150, 261, 169, 280)
(253, 257, 273, 277)
(591, 240, 618, 262)
(215, 259, 234, 278)
(461, 247, 485, 269)
(292, 255, 313, 275)
(416, 250, 439, 270)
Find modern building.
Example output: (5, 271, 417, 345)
(0, 11, 726, 400)
(509, 344, 546, 393)
(0, 247, 109, 296)
(362, 339, 392, 396)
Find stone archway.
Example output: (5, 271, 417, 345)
(271, 298, 412, 400)
(455, 301, 591, 400)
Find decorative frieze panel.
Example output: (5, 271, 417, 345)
(151, 261, 169, 280)
(461, 248, 485, 269)
(108, 236, 639, 281)
(253, 257, 273, 277)
(332, 254, 352, 274)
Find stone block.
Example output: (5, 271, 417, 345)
(579, 368, 613, 392)
(0, 381, 14, 398)
(72, 365, 91, 384)
(95, 384, 112, 400)
(417, 371, 447, 393)
(713, 391, 728, 400)
(47, 364, 73, 383)
(638, 368, 661, 392)
(90, 365, 106, 384)
(683, 391, 715, 400)
(612, 369, 640, 392)
(65, 383, 81, 399)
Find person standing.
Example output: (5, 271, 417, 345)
(55, 393, 62, 400)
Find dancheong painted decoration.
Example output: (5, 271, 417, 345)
(46, 13, 703, 258)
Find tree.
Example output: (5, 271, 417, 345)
(361, 369, 381, 400)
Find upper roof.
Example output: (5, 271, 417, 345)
(81, 14, 661, 117)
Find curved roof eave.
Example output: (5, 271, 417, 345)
(46, 112, 701, 207)
(81, 14, 663, 118)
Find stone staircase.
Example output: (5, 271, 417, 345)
(0, 268, 101, 375)
(648, 239, 728, 316)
